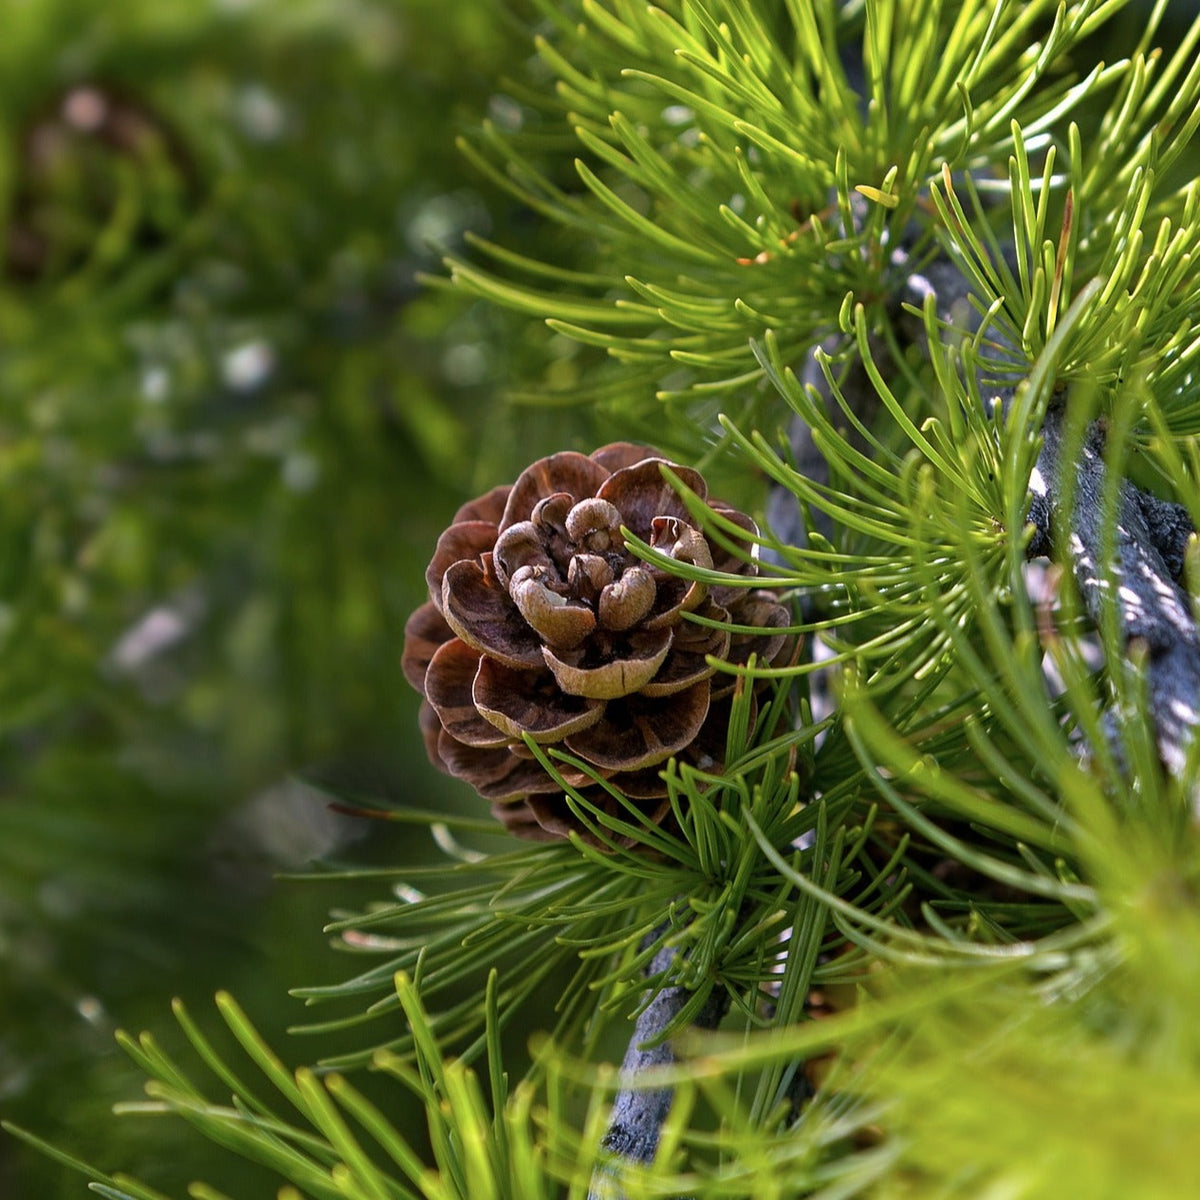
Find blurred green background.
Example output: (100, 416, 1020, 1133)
(0, 0, 595, 1193)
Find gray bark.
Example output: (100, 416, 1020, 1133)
(588, 936, 729, 1200)
(1028, 401, 1200, 783)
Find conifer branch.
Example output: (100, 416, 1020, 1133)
(776, 242, 1199, 794)
(906, 242, 1200, 785)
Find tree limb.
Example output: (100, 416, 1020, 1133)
(1028, 400, 1200, 784)
(588, 934, 729, 1200)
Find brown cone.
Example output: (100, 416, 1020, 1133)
(404, 442, 794, 844)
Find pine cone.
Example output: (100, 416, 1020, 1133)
(403, 442, 792, 843)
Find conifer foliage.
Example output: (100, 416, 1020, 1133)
(10, 1, 1200, 1197)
